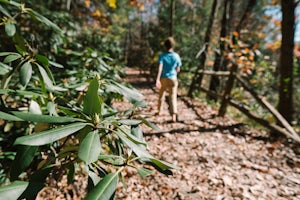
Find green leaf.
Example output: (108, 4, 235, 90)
(35, 63, 54, 90)
(85, 172, 119, 200)
(150, 158, 180, 170)
(25, 9, 62, 33)
(3, 53, 21, 63)
(116, 130, 152, 159)
(5, 20, 16, 37)
(29, 100, 42, 114)
(0, 181, 28, 200)
(88, 170, 101, 187)
(67, 163, 76, 184)
(131, 126, 144, 141)
(106, 81, 145, 106)
(14, 122, 87, 146)
(98, 155, 126, 166)
(10, 146, 38, 181)
(0, 52, 18, 57)
(119, 126, 147, 147)
(0, 62, 12, 75)
(0, 111, 23, 121)
(29, 165, 55, 182)
(83, 78, 102, 115)
(35, 54, 49, 66)
(140, 117, 160, 131)
(15, 90, 44, 97)
(11, 112, 84, 123)
(49, 61, 64, 68)
(19, 61, 32, 86)
(118, 119, 141, 126)
(0, 4, 12, 17)
(0, 89, 11, 95)
(78, 131, 101, 164)
(137, 168, 152, 179)
(18, 182, 45, 200)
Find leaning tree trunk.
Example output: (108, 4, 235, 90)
(278, 0, 295, 123)
(188, 0, 219, 97)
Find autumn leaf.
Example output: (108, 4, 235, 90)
(106, 0, 116, 9)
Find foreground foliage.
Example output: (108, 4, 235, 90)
(0, 1, 178, 199)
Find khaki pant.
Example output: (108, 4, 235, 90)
(158, 78, 178, 114)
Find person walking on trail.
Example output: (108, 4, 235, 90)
(155, 37, 182, 122)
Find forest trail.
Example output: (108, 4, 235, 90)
(116, 67, 300, 200)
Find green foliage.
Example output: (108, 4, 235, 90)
(0, 1, 178, 199)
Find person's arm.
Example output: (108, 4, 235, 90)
(156, 63, 163, 89)
(176, 66, 180, 73)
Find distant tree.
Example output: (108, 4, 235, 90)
(188, 0, 219, 97)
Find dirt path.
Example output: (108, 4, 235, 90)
(116, 68, 300, 200)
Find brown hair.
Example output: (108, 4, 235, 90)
(164, 37, 175, 50)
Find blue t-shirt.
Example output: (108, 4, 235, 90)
(158, 52, 182, 79)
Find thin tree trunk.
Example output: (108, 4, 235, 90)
(208, 0, 231, 101)
(235, 0, 257, 34)
(278, 0, 295, 123)
(169, 0, 175, 36)
(188, 0, 219, 97)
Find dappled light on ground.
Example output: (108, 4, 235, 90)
(115, 68, 300, 200)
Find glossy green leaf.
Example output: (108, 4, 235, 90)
(118, 119, 141, 126)
(131, 126, 144, 141)
(116, 130, 152, 159)
(137, 168, 152, 179)
(83, 78, 102, 115)
(119, 126, 147, 147)
(106, 81, 145, 106)
(3, 53, 21, 63)
(0, 0, 21, 7)
(29, 100, 42, 114)
(85, 172, 119, 200)
(0, 62, 12, 75)
(15, 90, 44, 97)
(0, 4, 12, 17)
(14, 122, 87, 146)
(49, 61, 64, 68)
(150, 158, 180, 170)
(11, 111, 84, 123)
(36, 63, 54, 90)
(0, 111, 23, 121)
(0, 52, 16, 56)
(10, 145, 38, 180)
(0, 181, 28, 200)
(5, 20, 16, 37)
(88, 170, 101, 187)
(26, 8, 62, 33)
(35, 54, 49, 66)
(20, 62, 32, 86)
(78, 131, 101, 164)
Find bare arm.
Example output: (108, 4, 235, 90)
(156, 63, 163, 89)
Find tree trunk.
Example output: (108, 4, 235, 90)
(278, 0, 295, 123)
(235, 0, 257, 34)
(169, 0, 175, 36)
(188, 0, 219, 97)
(208, 0, 231, 101)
